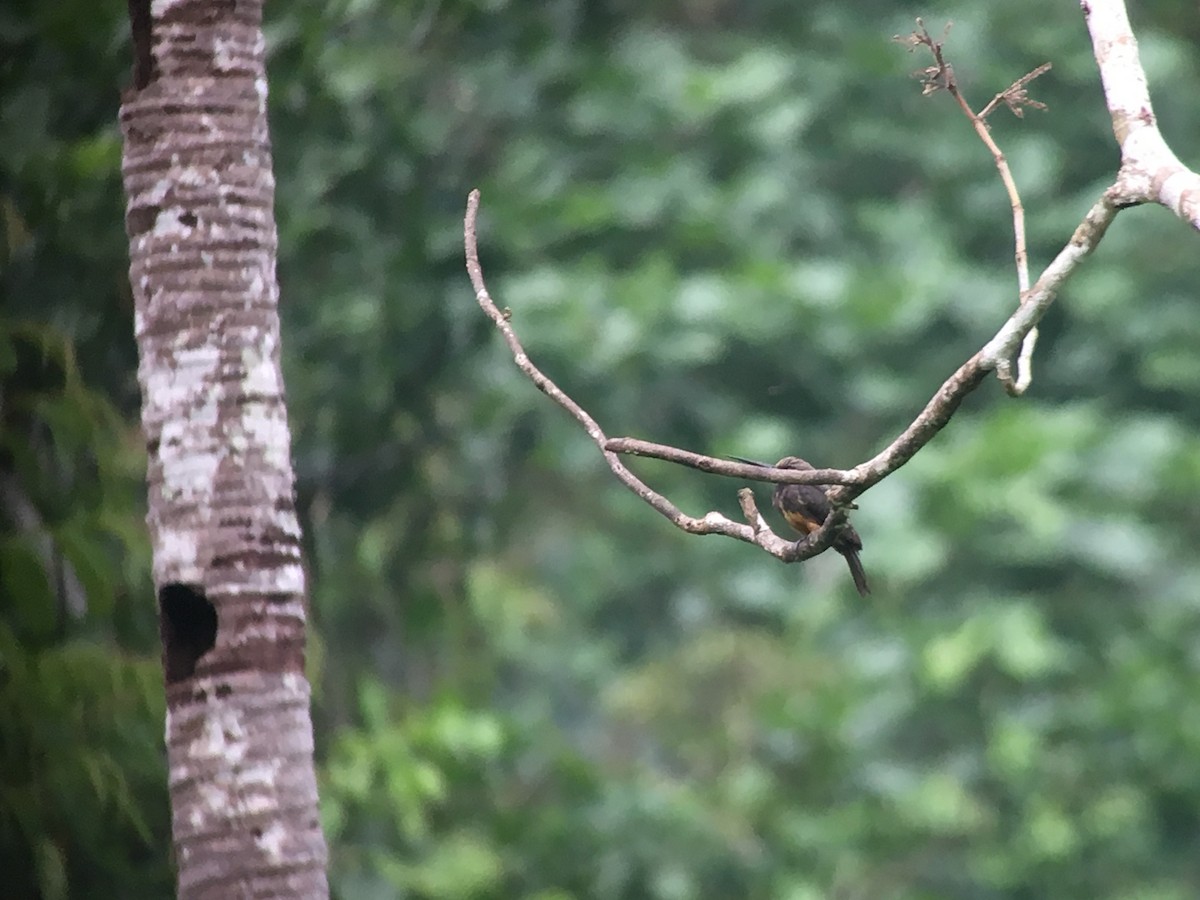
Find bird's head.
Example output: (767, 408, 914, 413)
(774, 456, 814, 471)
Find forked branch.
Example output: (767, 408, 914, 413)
(899, 19, 1050, 394)
(464, 190, 848, 562)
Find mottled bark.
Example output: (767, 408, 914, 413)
(119, 0, 328, 896)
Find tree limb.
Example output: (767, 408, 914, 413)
(603, 185, 1119, 509)
(1085, 0, 1200, 228)
(464, 190, 843, 562)
(901, 20, 1050, 395)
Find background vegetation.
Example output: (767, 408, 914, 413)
(4, 0, 1200, 897)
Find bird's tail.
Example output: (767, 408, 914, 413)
(840, 548, 871, 596)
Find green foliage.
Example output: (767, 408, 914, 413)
(7, 0, 1200, 897)
(0, 316, 165, 897)
(0, 625, 169, 898)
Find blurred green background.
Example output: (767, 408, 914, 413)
(5, 0, 1200, 897)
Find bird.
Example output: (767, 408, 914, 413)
(728, 455, 871, 596)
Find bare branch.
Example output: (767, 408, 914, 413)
(902, 20, 1052, 394)
(979, 191, 1118, 366)
(599, 438, 861, 487)
(979, 62, 1053, 120)
(603, 187, 1121, 510)
(463, 190, 845, 563)
(465, 173, 1108, 552)
(1084, 0, 1200, 228)
(737, 488, 765, 531)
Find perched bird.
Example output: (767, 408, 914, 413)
(729, 455, 870, 596)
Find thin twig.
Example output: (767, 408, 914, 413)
(600, 438, 861, 486)
(979, 62, 1052, 120)
(737, 489, 765, 532)
(902, 20, 1050, 395)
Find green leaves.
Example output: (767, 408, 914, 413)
(0, 627, 168, 897)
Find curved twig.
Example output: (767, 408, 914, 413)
(464, 190, 843, 563)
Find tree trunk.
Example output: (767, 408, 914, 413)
(119, 1, 329, 896)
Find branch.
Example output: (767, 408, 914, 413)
(608, 185, 1117, 508)
(465, 167, 1109, 539)
(467, 174, 1117, 530)
(463, 190, 843, 563)
(1084, 0, 1200, 228)
(901, 20, 1051, 395)
(600, 438, 861, 487)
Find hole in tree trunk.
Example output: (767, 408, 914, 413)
(159, 583, 217, 683)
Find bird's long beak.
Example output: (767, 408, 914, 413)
(726, 455, 772, 468)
